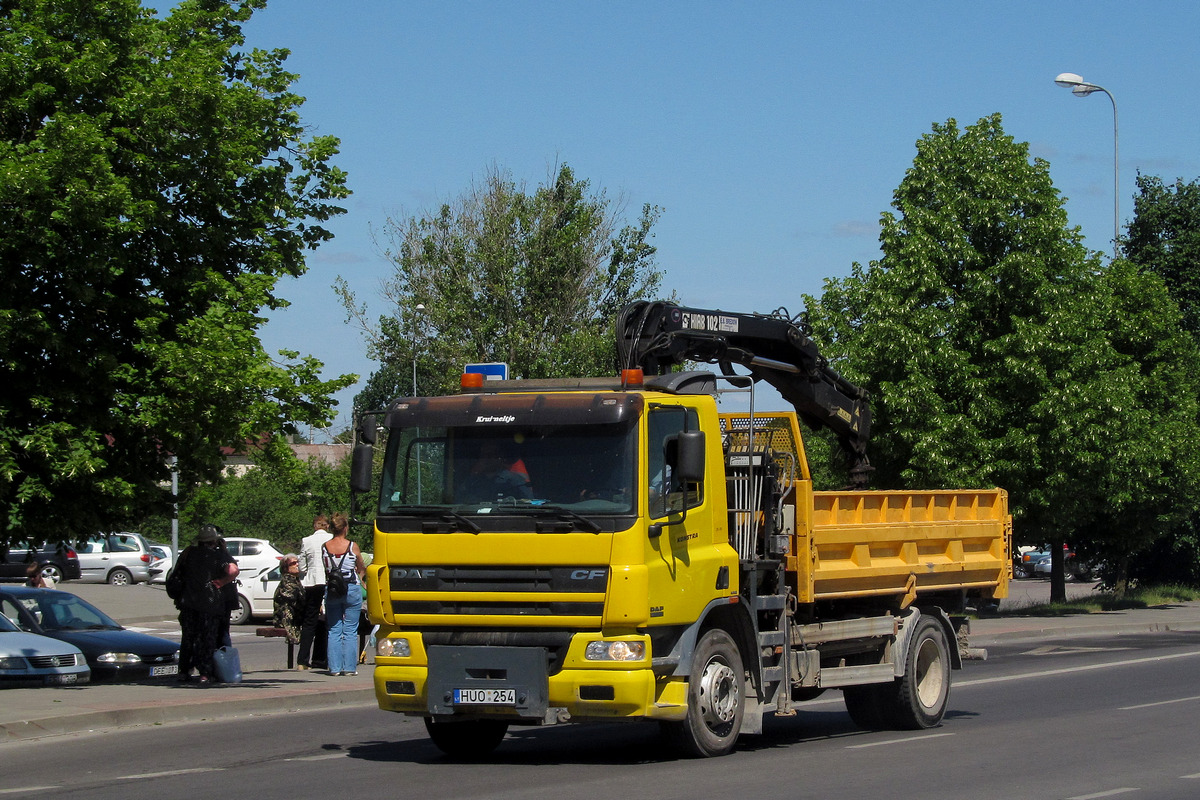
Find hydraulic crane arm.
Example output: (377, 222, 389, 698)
(617, 301, 873, 487)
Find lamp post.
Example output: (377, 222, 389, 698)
(412, 303, 425, 501)
(168, 455, 179, 561)
(411, 303, 425, 397)
(1054, 72, 1119, 256)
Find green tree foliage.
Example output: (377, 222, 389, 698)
(1119, 174, 1200, 589)
(1073, 262, 1200, 591)
(805, 115, 1200, 598)
(0, 0, 354, 545)
(136, 439, 352, 552)
(1124, 174, 1200, 337)
(338, 163, 664, 410)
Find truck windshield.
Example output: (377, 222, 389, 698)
(378, 421, 637, 520)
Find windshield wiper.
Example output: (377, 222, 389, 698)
(525, 505, 603, 534)
(397, 505, 482, 534)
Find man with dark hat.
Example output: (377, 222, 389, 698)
(173, 523, 239, 684)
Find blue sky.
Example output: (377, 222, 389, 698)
(237, 1, 1200, 437)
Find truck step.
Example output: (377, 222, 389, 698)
(760, 665, 785, 684)
(752, 594, 787, 610)
(758, 630, 785, 646)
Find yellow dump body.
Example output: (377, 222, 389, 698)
(721, 412, 1010, 607)
(792, 487, 1010, 604)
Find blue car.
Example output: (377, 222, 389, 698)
(0, 587, 179, 682)
(0, 611, 91, 687)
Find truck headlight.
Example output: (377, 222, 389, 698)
(585, 641, 645, 661)
(377, 637, 411, 658)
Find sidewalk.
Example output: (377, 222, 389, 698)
(5, 584, 1200, 744)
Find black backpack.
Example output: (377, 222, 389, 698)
(165, 551, 186, 602)
(324, 547, 348, 599)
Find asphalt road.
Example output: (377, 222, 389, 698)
(4, 627, 1200, 799)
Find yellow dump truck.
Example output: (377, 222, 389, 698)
(352, 302, 1009, 758)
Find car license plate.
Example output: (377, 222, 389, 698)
(150, 664, 179, 677)
(45, 673, 78, 685)
(453, 688, 516, 705)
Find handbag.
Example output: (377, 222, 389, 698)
(213, 646, 243, 684)
(324, 547, 349, 599)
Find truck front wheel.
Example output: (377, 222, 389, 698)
(662, 628, 745, 757)
(891, 614, 951, 729)
(424, 717, 509, 759)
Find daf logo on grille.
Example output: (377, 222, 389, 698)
(394, 568, 437, 579)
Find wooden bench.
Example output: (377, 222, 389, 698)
(255, 627, 296, 669)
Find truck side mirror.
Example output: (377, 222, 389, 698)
(358, 414, 378, 445)
(650, 430, 706, 538)
(674, 430, 705, 483)
(350, 443, 374, 494)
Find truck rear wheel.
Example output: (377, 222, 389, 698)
(890, 614, 951, 729)
(424, 717, 509, 759)
(662, 628, 745, 757)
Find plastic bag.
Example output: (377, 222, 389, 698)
(213, 646, 243, 684)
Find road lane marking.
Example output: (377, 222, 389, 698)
(1118, 694, 1200, 710)
(956, 650, 1200, 688)
(119, 768, 221, 779)
(0, 788, 59, 795)
(284, 752, 351, 761)
(1066, 790, 1138, 799)
(846, 732, 954, 749)
(1182, 773, 1200, 779)
(1020, 645, 1133, 656)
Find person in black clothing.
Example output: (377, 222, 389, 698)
(173, 524, 239, 684)
(215, 537, 239, 648)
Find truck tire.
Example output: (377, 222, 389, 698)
(424, 717, 509, 758)
(662, 628, 745, 757)
(889, 614, 951, 729)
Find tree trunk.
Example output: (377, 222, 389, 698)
(1113, 552, 1130, 600)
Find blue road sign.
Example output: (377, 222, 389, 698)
(464, 362, 509, 380)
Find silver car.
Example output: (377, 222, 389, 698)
(74, 532, 154, 585)
(0, 612, 91, 687)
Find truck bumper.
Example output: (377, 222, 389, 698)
(374, 662, 688, 723)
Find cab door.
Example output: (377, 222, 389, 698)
(643, 404, 727, 626)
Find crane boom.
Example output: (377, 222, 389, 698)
(617, 300, 873, 487)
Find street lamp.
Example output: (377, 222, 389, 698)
(412, 303, 425, 501)
(411, 303, 425, 397)
(1054, 72, 1119, 255)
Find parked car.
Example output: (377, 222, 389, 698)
(231, 564, 281, 625)
(0, 611, 91, 687)
(0, 542, 82, 584)
(223, 537, 284, 579)
(0, 586, 180, 681)
(73, 532, 155, 585)
(147, 545, 174, 584)
(230, 552, 373, 625)
(1032, 551, 1097, 582)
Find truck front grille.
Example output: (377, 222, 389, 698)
(388, 565, 606, 620)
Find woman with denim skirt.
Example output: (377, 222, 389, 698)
(322, 512, 365, 676)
